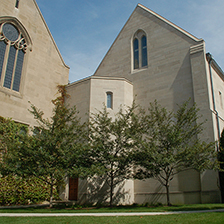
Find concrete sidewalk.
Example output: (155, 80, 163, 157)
(0, 209, 224, 216)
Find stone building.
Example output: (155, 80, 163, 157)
(1, 1, 223, 205)
(66, 4, 224, 204)
(0, 0, 69, 127)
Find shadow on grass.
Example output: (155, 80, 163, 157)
(1, 203, 224, 213)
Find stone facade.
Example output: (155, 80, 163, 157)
(1, 1, 223, 205)
(0, 0, 69, 127)
(67, 4, 223, 204)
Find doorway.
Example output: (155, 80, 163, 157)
(69, 178, 78, 201)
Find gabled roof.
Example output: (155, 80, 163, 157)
(137, 4, 202, 43)
(93, 4, 203, 77)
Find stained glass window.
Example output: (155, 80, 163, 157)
(133, 30, 148, 70)
(13, 50, 24, 91)
(2, 23, 19, 41)
(141, 35, 147, 67)
(133, 38, 139, 69)
(0, 22, 26, 92)
(0, 41, 6, 80)
(4, 46, 17, 89)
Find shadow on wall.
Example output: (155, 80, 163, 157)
(77, 179, 88, 204)
(134, 180, 165, 205)
(85, 176, 130, 206)
(143, 183, 164, 205)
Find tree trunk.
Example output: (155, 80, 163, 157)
(109, 176, 114, 207)
(165, 183, 171, 206)
(50, 183, 53, 208)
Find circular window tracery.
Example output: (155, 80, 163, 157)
(2, 23, 19, 42)
(0, 22, 27, 52)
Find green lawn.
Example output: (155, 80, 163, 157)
(0, 212, 224, 224)
(1, 203, 224, 213)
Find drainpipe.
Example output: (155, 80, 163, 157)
(206, 53, 221, 142)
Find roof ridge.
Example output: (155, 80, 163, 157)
(137, 3, 203, 42)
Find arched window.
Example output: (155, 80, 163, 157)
(106, 92, 113, 109)
(0, 22, 27, 92)
(133, 30, 148, 70)
(141, 35, 147, 67)
(133, 38, 139, 69)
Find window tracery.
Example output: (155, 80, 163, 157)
(0, 22, 27, 92)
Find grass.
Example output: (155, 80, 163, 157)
(0, 204, 224, 224)
(0, 203, 224, 213)
(0, 212, 224, 224)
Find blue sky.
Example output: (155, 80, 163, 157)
(35, 0, 224, 82)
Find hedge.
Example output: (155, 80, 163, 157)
(0, 175, 59, 206)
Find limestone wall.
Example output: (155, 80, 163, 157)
(0, 0, 69, 126)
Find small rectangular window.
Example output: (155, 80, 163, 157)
(15, 0, 20, 8)
(107, 92, 113, 109)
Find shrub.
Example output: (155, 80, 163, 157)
(0, 175, 59, 206)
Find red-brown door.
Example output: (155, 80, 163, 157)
(69, 178, 78, 200)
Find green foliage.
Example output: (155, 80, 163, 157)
(0, 175, 59, 206)
(218, 129, 224, 167)
(89, 102, 143, 206)
(0, 86, 93, 205)
(26, 86, 92, 203)
(218, 129, 224, 202)
(0, 116, 28, 153)
(0, 116, 29, 175)
(134, 100, 218, 206)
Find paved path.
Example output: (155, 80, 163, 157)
(0, 209, 224, 216)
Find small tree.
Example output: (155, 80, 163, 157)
(134, 100, 218, 206)
(0, 86, 92, 206)
(89, 103, 143, 206)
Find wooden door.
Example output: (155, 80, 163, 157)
(69, 178, 78, 200)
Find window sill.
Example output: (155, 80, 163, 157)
(131, 66, 148, 74)
(0, 86, 23, 98)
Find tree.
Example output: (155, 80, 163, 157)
(89, 103, 143, 206)
(0, 85, 92, 206)
(0, 116, 29, 174)
(134, 100, 218, 206)
(218, 129, 224, 202)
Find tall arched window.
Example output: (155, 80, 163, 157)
(141, 35, 147, 67)
(133, 38, 139, 69)
(106, 92, 113, 109)
(0, 22, 27, 92)
(133, 30, 148, 70)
